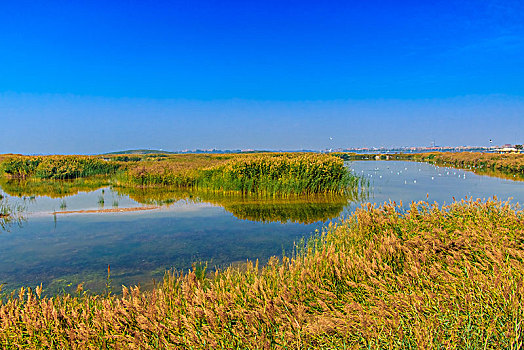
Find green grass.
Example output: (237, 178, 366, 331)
(0, 155, 121, 180)
(121, 153, 363, 195)
(1, 153, 363, 196)
(196, 153, 359, 195)
(0, 199, 522, 348)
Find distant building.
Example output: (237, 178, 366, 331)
(498, 147, 518, 153)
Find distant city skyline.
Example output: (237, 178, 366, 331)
(1, 1, 523, 154)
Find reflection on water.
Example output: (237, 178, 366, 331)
(467, 167, 524, 182)
(0, 177, 110, 198)
(0, 160, 522, 296)
(0, 177, 367, 224)
(0, 205, 337, 296)
(114, 186, 367, 224)
(0, 177, 366, 295)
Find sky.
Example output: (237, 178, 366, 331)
(0, 0, 523, 154)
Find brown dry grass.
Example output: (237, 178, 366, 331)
(0, 198, 522, 348)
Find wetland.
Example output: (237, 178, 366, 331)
(0, 156, 522, 295)
(0, 152, 523, 347)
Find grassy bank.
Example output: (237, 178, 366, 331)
(0, 199, 522, 348)
(1, 153, 359, 195)
(336, 152, 524, 179)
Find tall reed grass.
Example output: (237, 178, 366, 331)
(0, 155, 121, 179)
(122, 153, 362, 195)
(1, 153, 362, 195)
(0, 199, 522, 348)
(198, 153, 359, 195)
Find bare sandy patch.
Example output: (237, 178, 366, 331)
(53, 206, 160, 215)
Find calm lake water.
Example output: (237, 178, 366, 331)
(0, 160, 522, 295)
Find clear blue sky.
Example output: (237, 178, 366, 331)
(1, 0, 523, 153)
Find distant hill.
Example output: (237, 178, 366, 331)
(101, 149, 313, 156)
(102, 149, 177, 155)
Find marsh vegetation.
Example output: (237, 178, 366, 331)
(1, 153, 360, 196)
(0, 199, 521, 348)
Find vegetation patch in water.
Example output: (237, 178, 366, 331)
(122, 153, 360, 195)
(197, 153, 358, 195)
(1, 153, 362, 196)
(0, 196, 25, 231)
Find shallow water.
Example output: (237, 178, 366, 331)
(0, 160, 522, 295)
(347, 160, 524, 206)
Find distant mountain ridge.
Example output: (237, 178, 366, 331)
(102, 149, 177, 155)
(101, 149, 288, 155)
